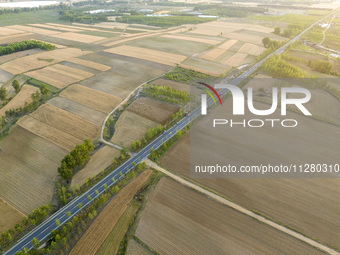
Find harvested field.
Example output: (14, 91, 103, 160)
(152, 78, 191, 93)
(0, 126, 67, 214)
(161, 34, 221, 45)
(161, 99, 340, 249)
(71, 146, 120, 187)
(66, 58, 111, 71)
(70, 170, 153, 255)
(104, 45, 186, 66)
(28, 23, 81, 32)
(1, 48, 91, 74)
(60, 84, 122, 113)
(0, 49, 43, 65)
(25, 64, 94, 89)
(48, 97, 107, 125)
(127, 97, 179, 125)
(237, 42, 266, 55)
(200, 48, 226, 61)
(224, 52, 248, 66)
(17, 114, 83, 152)
(0, 27, 25, 36)
(50, 32, 105, 43)
(78, 52, 169, 99)
(218, 39, 238, 50)
(29, 103, 100, 139)
(96, 203, 139, 255)
(0, 32, 37, 45)
(111, 111, 157, 148)
(0, 85, 39, 117)
(180, 64, 220, 76)
(135, 178, 324, 255)
(222, 32, 264, 46)
(0, 197, 25, 234)
(6, 25, 59, 35)
(126, 239, 153, 255)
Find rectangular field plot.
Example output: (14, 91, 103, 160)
(127, 97, 179, 125)
(25, 64, 94, 89)
(135, 178, 324, 255)
(161, 34, 222, 45)
(111, 111, 157, 148)
(104, 45, 186, 66)
(0, 197, 25, 234)
(0, 48, 91, 74)
(47, 97, 107, 125)
(0, 85, 39, 117)
(0, 27, 25, 36)
(6, 24, 59, 35)
(71, 146, 120, 187)
(0, 126, 67, 214)
(60, 84, 122, 113)
(50, 32, 105, 43)
(66, 58, 111, 71)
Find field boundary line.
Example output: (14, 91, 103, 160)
(146, 160, 340, 255)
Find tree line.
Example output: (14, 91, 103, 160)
(0, 40, 55, 57)
(164, 66, 213, 84)
(116, 16, 216, 28)
(143, 84, 191, 105)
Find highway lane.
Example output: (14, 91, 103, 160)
(3, 8, 338, 255)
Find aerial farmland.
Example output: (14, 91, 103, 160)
(0, 1, 339, 255)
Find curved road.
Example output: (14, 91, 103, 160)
(3, 8, 339, 255)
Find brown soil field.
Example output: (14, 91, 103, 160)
(135, 178, 324, 255)
(160, 34, 221, 45)
(222, 32, 264, 46)
(17, 115, 82, 152)
(1, 48, 91, 74)
(200, 48, 226, 61)
(152, 78, 191, 93)
(0, 27, 25, 36)
(111, 111, 158, 148)
(0, 197, 26, 233)
(180, 64, 220, 76)
(161, 99, 340, 249)
(78, 52, 169, 99)
(25, 64, 94, 89)
(127, 97, 179, 125)
(0, 48, 43, 65)
(126, 239, 153, 255)
(218, 39, 238, 50)
(223, 52, 248, 66)
(104, 45, 186, 66)
(0, 32, 36, 45)
(70, 170, 153, 255)
(96, 203, 139, 255)
(0, 85, 39, 117)
(29, 104, 101, 140)
(0, 125, 67, 214)
(50, 32, 105, 43)
(28, 23, 82, 32)
(48, 97, 107, 125)
(66, 58, 111, 71)
(60, 84, 122, 113)
(237, 42, 266, 55)
(46, 23, 118, 33)
(71, 146, 120, 187)
(6, 25, 59, 36)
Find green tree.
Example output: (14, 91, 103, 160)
(274, 27, 281, 35)
(262, 37, 271, 48)
(12, 80, 20, 93)
(0, 87, 7, 100)
(40, 83, 50, 95)
(56, 219, 60, 227)
(32, 237, 40, 250)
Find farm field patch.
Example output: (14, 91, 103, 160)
(5, 24, 59, 35)
(0, 197, 25, 234)
(127, 97, 179, 125)
(47, 97, 107, 125)
(111, 111, 158, 149)
(161, 34, 222, 45)
(50, 32, 105, 43)
(126, 239, 153, 255)
(71, 146, 120, 187)
(60, 84, 122, 113)
(0, 49, 43, 65)
(135, 178, 323, 255)
(0, 84, 39, 117)
(70, 170, 152, 255)
(25, 64, 94, 89)
(0, 48, 91, 74)
(161, 99, 340, 249)
(0, 126, 67, 214)
(152, 78, 192, 93)
(0, 27, 25, 36)
(104, 45, 186, 66)
(66, 58, 111, 71)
